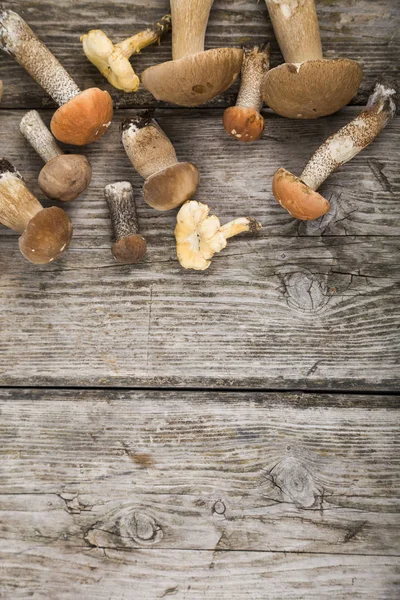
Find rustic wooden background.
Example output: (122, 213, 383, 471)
(0, 0, 399, 598)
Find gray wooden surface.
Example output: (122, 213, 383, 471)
(0, 1, 399, 598)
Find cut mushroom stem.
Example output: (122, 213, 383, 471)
(20, 110, 92, 202)
(223, 44, 270, 142)
(0, 9, 113, 145)
(0, 158, 73, 263)
(81, 14, 171, 93)
(272, 81, 398, 220)
(104, 181, 147, 264)
(122, 114, 199, 211)
(261, 0, 362, 119)
(175, 200, 262, 270)
(141, 0, 242, 106)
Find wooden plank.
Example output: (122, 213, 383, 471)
(0, 0, 398, 109)
(0, 108, 398, 388)
(1, 545, 399, 599)
(1, 389, 399, 557)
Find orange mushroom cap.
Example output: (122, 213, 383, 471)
(223, 106, 265, 142)
(272, 168, 330, 221)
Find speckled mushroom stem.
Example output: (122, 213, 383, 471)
(221, 217, 262, 239)
(104, 182, 141, 242)
(116, 14, 171, 58)
(300, 82, 397, 191)
(122, 115, 178, 179)
(171, 0, 214, 60)
(0, 159, 42, 233)
(264, 0, 322, 63)
(236, 44, 270, 111)
(0, 9, 81, 106)
(20, 111, 63, 164)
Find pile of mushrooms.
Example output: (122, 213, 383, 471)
(0, 5, 397, 269)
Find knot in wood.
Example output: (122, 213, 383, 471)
(120, 510, 163, 546)
(269, 457, 322, 509)
(212, 500, 226, 516)
(280, 270, 328, 313)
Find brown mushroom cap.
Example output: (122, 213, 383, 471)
(18, 206, 73, 264)
(112, 234, 147, 264)
(223, 106, 265, 142)
(262, 58, 362, 119)
(50, 88, 113, 145)
(272, 168, 330, 221)
(143, 162, 200, 211)
(38, 154, 92, 202)
(141, 48, 243, 107)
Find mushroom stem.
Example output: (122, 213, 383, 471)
(0, 159, 42, 233)
(122, 115, 177, 180)
(236, 44, 270, 111)
(105, 182, 140, 242)
(221, 217, 262, 240)
(0, 9, 81, 106)
(171, 0, 214, 60)
(264, 0, 322, 63)
(20, 111, 63, 163)
(116, 14, 171, 58)
(300, 82, 397, 190)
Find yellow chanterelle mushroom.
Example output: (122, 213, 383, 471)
(81, 15, 171, 93)
(175, 201, 262, 270)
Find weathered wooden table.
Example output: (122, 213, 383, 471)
(1, 1, 399, 598)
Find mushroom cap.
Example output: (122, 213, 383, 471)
(141, 48, 243, 106)
(81, 30, 140, 93)
(143, 162, 200, 211)
(38, 154, 92, 202)
(18, 206, 73, 264)
(111, 234, 147, 264)
(223, 106, 265, 142)
(262, 58, 362, 119)
(50, 88, 113, 145)
(272, 168, 330, 221)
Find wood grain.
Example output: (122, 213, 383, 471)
(0, 0, 398, 109)
(0, 390, 399, 550)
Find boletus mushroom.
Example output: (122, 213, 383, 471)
(141, 0, 243, 106)
(122, 114, 200, 211)
(223, 44, 270, 142)
(0, 158, 73, 263)
(81, 14, 171, 93)
(0, 9, 113, 145)
(273, 81, 397, 220)
(261, 0, 362, 119)
(175, 200, 262, 270)
(20, 110, 92, 202)
(104, 181, 147, 264)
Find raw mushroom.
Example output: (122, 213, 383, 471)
(0, 158, 73, 263)
(122, 114, 200, 211)
(273, 81, 397, 220)
(20, 110, 92, 202)
(0, 9, 113, 145)
(223, 44, 270, 142)
(141, 0, 243, 106)
(81, 14, 171, 93)
(261, 0, 362, 119)
(175, 200, 262, 270)
(104, 181, 147, 264)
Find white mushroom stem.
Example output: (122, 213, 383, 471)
(171, 0, 214, 60)
(221, 217, 262, 239)
(20, 110, 63, 164)
(116, 14, 171, 58)
(264, 0, 322, 63)
(0, 9, 81, 106)
(236, 44, 270, 110)
(300, 82, 397, 191)
(122, 116, 178, 180)
(0, 161, 42, 233)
